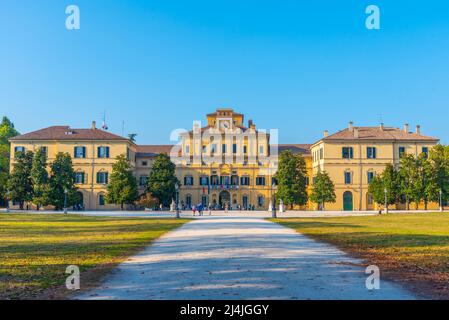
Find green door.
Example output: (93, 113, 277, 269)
(343, 191, 353, 211)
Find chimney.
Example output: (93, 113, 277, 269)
(324, 130, 329, 138)
(92, 121, 96, 130)
(348, 121, 354, 132)
(404, 123, 409, 133)
(379, 123, 384, 131)
(354, 128, 359, 138)
(416, 125, 421, 135)
(248, 119, 255, 129)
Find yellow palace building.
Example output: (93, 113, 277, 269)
(9, 109, 440, 211)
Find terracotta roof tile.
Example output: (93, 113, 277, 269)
(9, 126, 130, 142)
(275, 144, 312, 155)
(323, 126, 439, 142)
(136, 145, 174, 157)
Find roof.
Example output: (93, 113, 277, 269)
(322, 126, 439, 142)
(9, 126, 130, 142)
(276, 144, 312, 155)
(136, 145, 173, 157)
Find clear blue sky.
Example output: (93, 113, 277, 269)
(1, 0, 449, 144)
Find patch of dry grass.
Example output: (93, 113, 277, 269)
(0, 214, 188, 299)
(272, 213, 449, 299)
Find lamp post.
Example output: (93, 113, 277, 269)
(64, 188, 68, 214)
(175, 183, 180, 218)
(5, 191, 10, 213)
(271, 183, 277, 218)
(384, 187, 388, 214)
(439, 188, 443, 212)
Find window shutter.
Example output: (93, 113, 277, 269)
(83, 146, 86, 158)
(96, 172, 100, 183)
(97, 147, 101, 158)
(105, 173, 109, 184)
(82, 173, 85, 184)
(106, 147, 110, 158)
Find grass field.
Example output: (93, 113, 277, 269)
(272, 213, 449, 299)
(0, 214, 188, 300)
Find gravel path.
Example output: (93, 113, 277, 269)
(75, 217, 415, 300)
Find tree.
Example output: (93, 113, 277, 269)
(368, 163, 399, 209)
(409, 153, 433, 210)
(0, 117, 19, 205)
(106, 154, 139, 210)
(136, 192, 159, 210)
(274, 150, 308, 209)
(310, 170, 336, 210)
(427, 145, 449, 209)
(47, 152, 77, 210)
(8, 151, 33, 209)
(146, 154, 179, 207)
(397, 154, 416, 210)
(31, 148, 49, 209)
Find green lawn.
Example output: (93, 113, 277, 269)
(272, 213, 449, 299)
(0, 214, 188, 299)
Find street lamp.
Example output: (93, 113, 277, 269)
(64, 188, 68, 214)
(175, 183, 180, 218)
(5, 191, 10, 213)
(384, 187, 388, 214)
(439, 188, 443, 212)
(271, 183, 277, 218)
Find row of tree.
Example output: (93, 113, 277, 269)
(8, 149, 79, 210)
(368, 145, 449, 210)
(274, 150, 336, 210)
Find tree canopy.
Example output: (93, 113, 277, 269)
(106, 154, 139, 210)
(274, 150, 308, 208)
(146, 153, 179, 207)
(310, 170, 336, 210)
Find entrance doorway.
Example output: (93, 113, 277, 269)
(242, 195, 248, 209)
(343, 191, 353, 211)
(219, 190, 230, 208)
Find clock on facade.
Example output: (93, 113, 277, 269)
(220, 121, 230, 130)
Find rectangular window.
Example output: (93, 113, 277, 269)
(256, 176, 266, 186)
(344, 172, 352, 184)
(185, 145, 190, 155)
(258, 196, 265, 206)
(367, 147, 377, 159)
(97, 146, 110, 158)
(243, 145, 247, 154)
(422, 147, 429, 158)
(259, 145, 264, 155)
(74, 146, 86, 158)
(75, 172, 85, 184)
(141, 161, 148, 166)
(184, 176, 194, 186)
(40, 146, 48, 157)
(399, 146, 406, 158)
(210, 175, 219, 185)
(139, 176, 147, 186)
(232, 143, 237, 154)
(319, 148, 323, 160)
(240, 176, 250, 186)
(305, 176, 310, 186)
(96, 172, 109, 184)
(222, 144, 226, 154)
(211, 144, 217, 154)
(99, 194, 105, 206)
(367, 171, 375, 184)
(14, 146, 25, 155)
(312, 176, 317, 185)
(271, 177, 277, 186)
(199, 176, 209, 186)
(342, 147, 353, 159)
(220, 176, 230, 186)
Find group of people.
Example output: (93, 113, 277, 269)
(191, 204, 210, 216)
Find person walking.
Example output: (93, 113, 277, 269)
(192, 205, 196, 216)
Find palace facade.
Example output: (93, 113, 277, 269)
(9, 109, 440, 211)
